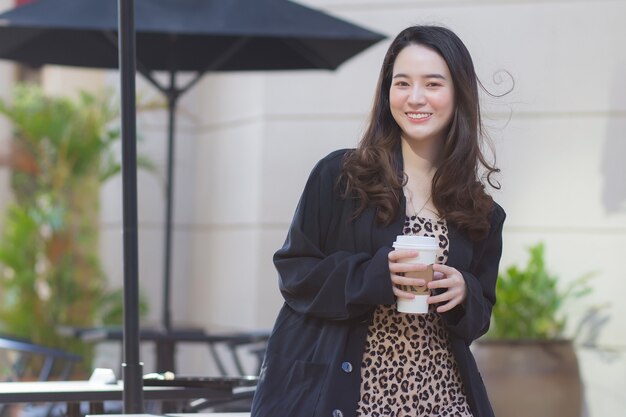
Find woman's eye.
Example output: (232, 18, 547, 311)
(394, 81, 409, 87)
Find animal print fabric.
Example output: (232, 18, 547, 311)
(355, 215, 473, 417)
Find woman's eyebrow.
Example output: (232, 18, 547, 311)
(392, 73, 447, 80)
(422, 73, 447, 80)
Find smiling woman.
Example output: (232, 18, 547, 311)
(251, 25, 507, 417)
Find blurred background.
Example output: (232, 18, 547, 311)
(0, 0, 624, 416)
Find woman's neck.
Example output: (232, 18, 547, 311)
(400, 137, 439, 181)
(401, 137, 441, 218)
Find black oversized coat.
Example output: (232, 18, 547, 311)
(251, 148, 506, 417)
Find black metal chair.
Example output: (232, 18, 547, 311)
(182, 330, 269, 413)
(205, 330, 269, 377)
(0, 334, 82, 417)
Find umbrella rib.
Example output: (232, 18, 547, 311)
(136, 65, 168, 95)
(176, 36, 252, 97)
(282, 38, 336, 69)
(101, 30, 167, 95)
(100, 32, 250, 98)
(204, 37, 250, 72)
(176, 71, 205, 99)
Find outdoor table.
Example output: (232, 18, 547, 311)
(168, 413, 250, 417)
(58, 326, 270, 375)
(0, 380, 232, 417)
(86, 414, 250, 417)
(58, 326, 205, 373)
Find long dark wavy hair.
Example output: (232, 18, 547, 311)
(340, 25, 501, 241)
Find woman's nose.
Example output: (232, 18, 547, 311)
(408, 86, 426, 104)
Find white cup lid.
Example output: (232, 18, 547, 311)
(393, 235, 438, 247)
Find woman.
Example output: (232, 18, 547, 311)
(251, 25, 505, 417)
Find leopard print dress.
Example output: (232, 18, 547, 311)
(355, 215, 473, 417)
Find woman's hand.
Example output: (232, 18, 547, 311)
(388, 249, 429, 299)
(428, 264, 467, 313)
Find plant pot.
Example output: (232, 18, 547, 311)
(473, 339, 583, 417)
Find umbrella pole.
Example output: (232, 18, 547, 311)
(119, 0, 144, 412)
(137, 39, 264, 336)
(162, 68, 178, 333)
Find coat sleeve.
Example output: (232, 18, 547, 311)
(274, 153, 396, 320)
(440, 203, 506, 344)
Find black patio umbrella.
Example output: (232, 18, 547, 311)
(0, 0, 384, 410)
(0, 0, 384, 327)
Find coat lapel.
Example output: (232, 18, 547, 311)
(447, 222, 473, 270)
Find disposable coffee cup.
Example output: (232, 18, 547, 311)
(392, 235, 438, 314)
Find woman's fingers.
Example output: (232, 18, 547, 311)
(390, 273, 426, 288)
(428, 287, 460, 304)
(389, 249, 428, 289)
(388, 249, 420, 262)
(429, 264, 464, 289)
(428, 286, 464, 312)
(392, 285, 416, 300)
(389, 252, 467, 311)
(431, 263, 457, 276)
(389, 262, 429, 274)
(427, 263, 467, 311)
(433, 296, 464, 313)
(433, 271, 445, 280)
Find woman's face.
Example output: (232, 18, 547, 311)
(389, 44, 455, 147)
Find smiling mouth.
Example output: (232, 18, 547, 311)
(406, 112, 432, 120)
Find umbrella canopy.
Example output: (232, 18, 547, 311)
(0, 1, 384, 401)
(0, 0, 383, 71)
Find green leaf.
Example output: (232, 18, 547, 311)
(487, 242, 595, 341)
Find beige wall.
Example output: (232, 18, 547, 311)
(179, 1, 626, 414)
(0, 0, 624, 415)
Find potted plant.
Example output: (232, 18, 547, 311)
(0, 85, 151, 375)
(473, 242, 594, 417)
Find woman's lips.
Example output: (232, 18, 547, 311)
(406, 112, 432, 122)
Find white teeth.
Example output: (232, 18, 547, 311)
(407, 113, 430, 119)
